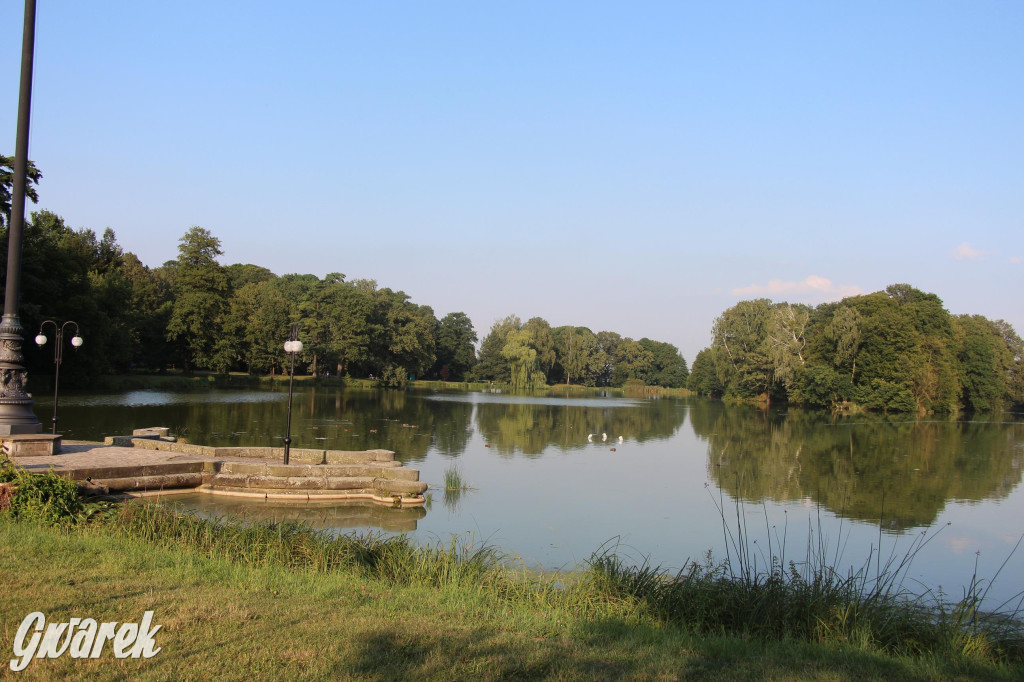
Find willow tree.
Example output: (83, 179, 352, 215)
(502, 329, 545, 390)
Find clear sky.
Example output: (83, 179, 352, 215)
(2, 1, 1021, 362)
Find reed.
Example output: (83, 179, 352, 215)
(443, 465, 468, 491)
(583, 493, 1024, 662)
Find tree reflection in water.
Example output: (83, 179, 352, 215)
(690, 401, 1023, 530)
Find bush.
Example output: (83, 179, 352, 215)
(0, 459, 83, 526)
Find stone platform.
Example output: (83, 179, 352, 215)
(8, 436, 427, 507)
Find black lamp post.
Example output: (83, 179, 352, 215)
(34, 321, 83, 434)
(282, 323, 302, 464)
(0, 0, 41, 435)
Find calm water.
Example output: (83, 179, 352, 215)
(44, 387, 1024, 607)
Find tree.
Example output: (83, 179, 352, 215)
(638, 338, 689, 388)
(121, 253, 175, 370)
(553, 326, 599, 385)
(764, 303, 810, 399)
(222, 280, 290, 374)
(953, 314, 1023, 412)
(0, 155, 41, 229)
(687, 348, 723, 397)
(613, 338, 653, 385)
(524, 317, 556, 382)
(433, 312, 477, 381)
(472, 315, 522, 382)
(502, 329, 545, 390)
(595, 331, 622, 386)
(823, 304, 862, 384)
(711, 299, 774, 398)
(165, 227, 228, 373)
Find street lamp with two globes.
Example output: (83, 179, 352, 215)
(34, 320, 83, 434)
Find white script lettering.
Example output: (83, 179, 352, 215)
(9, 611, 162, 671)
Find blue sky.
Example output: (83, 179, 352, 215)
(2, 1, 1021, 361)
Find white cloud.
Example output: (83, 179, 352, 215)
(953, 242, 986, 260)
(1009, 256, 1021, 265)
(731, 275, 864, 302)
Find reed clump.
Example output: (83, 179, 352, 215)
(581, 494, 1024, 663)
(443, 465, 468, 491)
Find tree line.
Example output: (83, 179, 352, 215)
(469, 315, 689, 389)
(0, 208, 690, 389)
(687, 284, 1024, 412)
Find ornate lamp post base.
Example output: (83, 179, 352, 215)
(0, 314, 41, 435)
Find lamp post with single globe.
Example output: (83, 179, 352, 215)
(282, 324, 302, 464)
(34, 320, 83, 435)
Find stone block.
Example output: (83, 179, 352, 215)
(265, 464, 314, 477)
(218, 462, 267, 476)
(98, 473, 203, 492)
(322, 476, 376, 491)
(2, 434, 62, 456)
(133, 427, 169, 437)
(379, 467, 420, 482)
(373, 478, 428, 495)
(323, 449, 395, 465)
(250, 475, 324, 490)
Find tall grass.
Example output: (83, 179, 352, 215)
(583, 491, 1024, 662)
(97, 498, 1024, 663)
(101, 503, 504, 590)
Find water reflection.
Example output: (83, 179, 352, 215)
(469, 395, 687, 457)
(144, 494, 427, 533)
(691, 401, 1024, 530)
(48, 387, 1024, 534)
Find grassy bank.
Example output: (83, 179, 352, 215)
(0, 516, 1017, 681)
(0, 509, 1021, 679)
(1, 462, 1021, 679)
(47, 372, 681, 396)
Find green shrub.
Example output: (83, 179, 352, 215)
(0, 459, 83, 526)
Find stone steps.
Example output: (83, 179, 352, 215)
(49, 437, 429, 506)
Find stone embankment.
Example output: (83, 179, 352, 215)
(9, 428, 427, 507)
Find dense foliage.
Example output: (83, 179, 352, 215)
(0, 213, 689, 389)
(689, 284, 1024, 413)
(469, 315, 690, 389)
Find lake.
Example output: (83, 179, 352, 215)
(43, 386, 1024, 608)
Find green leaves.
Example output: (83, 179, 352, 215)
(700, 284, 1023, 413)
(0, 154, 41, 228)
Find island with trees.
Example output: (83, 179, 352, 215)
(688, 285, 1024, 413)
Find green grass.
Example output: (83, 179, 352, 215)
(2, 464, 1023, 679)
(3, 512, 1021, 681)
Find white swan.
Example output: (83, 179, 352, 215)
(601, 433, 607, 442)
(618, 436, 623, 443)
(587, 433, 594, 442)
